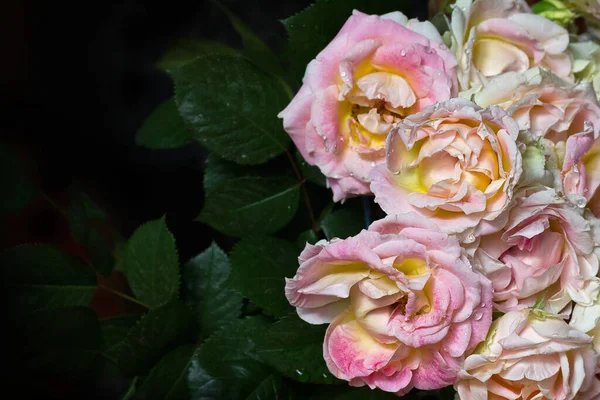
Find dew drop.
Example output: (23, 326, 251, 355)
(400, 50, 406, 56)
(473, 311, 483, 321)
(575, 197, 587, 208)
(295, 368, 310, 383)
(340, 71, 347, 78)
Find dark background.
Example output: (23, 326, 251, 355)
(3, 0, 427, 258)
(3, 0, 428, 397)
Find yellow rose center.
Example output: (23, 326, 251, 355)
(338, 62, 415, 154)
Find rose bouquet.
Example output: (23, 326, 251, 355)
(281, 0, 600, 398)
(6, 0, 600, 399)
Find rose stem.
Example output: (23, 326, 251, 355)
(284, 149, 318, 233)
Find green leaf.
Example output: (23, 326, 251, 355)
(244, 374, 282, 400)
(203, 154, 253, 195)
(101, 314, 141, 361)
(134, 345, 195, 400)
(136, 98, 194, 150)
(296, 229, 319, 249)
(203, 153, 295, 195)
(170, 53, 291, 165)
(67, 190, 106, 242)
(306, 385, 437, 399)
(20, 306, 103, 373)
(198, 176, 300, 237)
(320, 208, 365, 240)
(439, 386, 457, 400)
(116, 300, 195, 377)
(1, 244, 96, 315)
(331, 387, 406, 399)
(532, 0, 575, 27)
(122, 377, 139, 400)
(156, 38, 238, 71)
(124, 216, 180, 309)
(67, 189, 115, 275)
(188, 317, 273, 400)
(229, 236, 298, 317)
(183, 243, 242, 337)
(254, 316, 336, 384)
(215, 2, 284, 78)
(0, 144, 35, 216)
(282, 0, 404, 84)
(430, 12, 450, 36)
(295, 151, 326, 187)
(533, 288, 550, 310)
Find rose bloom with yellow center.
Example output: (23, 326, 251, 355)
(278, 10, 458, 202)
(370, 98, 522, 237)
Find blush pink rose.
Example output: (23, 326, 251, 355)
(285, 213, 492, 394)
(474, 67, 600, 207)
(369, 98, 522, 237)
(449, 0, 571, 89)
(471, 188, 600, 314)
(278, 11, 458, 202)
(576, 373, 600, 400)
(455, 309, 599, 400)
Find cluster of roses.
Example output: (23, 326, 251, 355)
(280, 0, 600, 398)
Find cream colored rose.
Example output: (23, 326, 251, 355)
(474, 67, 600, 208)
(449, 0, 571, 90)
(570, 292, 600, 354)
(455, 309, 599, 399)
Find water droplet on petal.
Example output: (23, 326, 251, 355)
(296, 368, 310, 382)
(575, 197, 587, 208)
(400, 50, 406, 56)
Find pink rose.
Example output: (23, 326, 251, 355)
(278, 11, 458, 202)
(455, 309, 599, 400)
(577, 374, 600, 400)
(474, 67, 600, 207)
(450, 0, 571, 89)
(369, 98, 522, 236)
(285, 213, 492, 394)
(471, 188, 600, 314)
